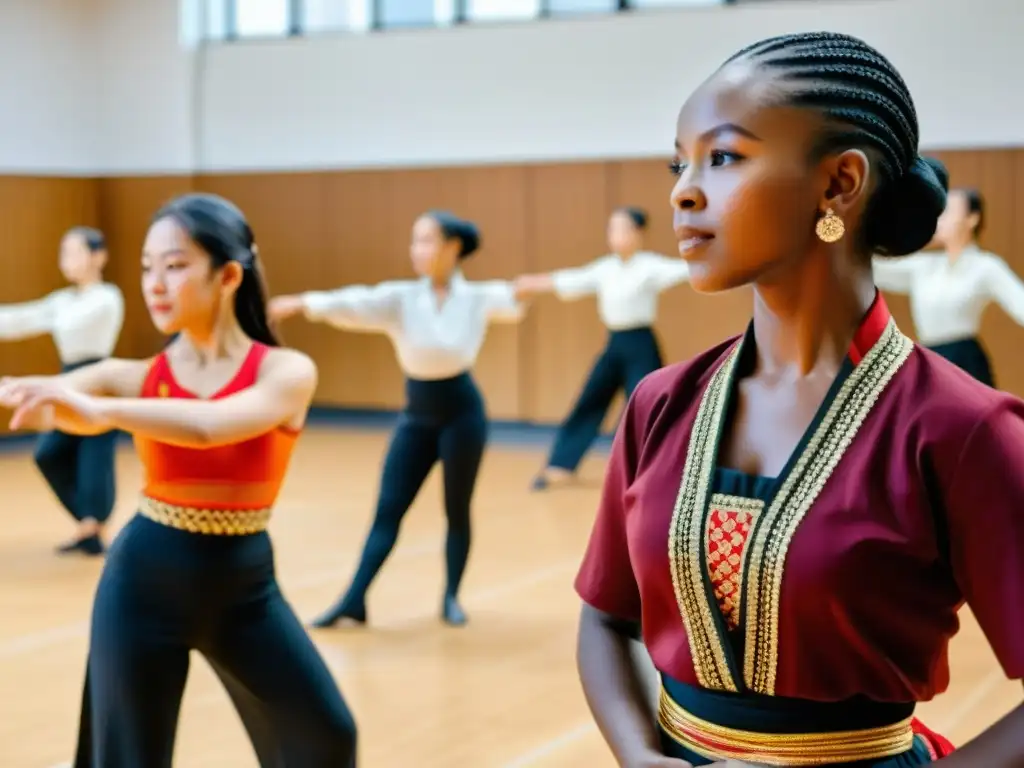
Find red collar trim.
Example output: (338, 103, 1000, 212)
(848, 291, 891, 365)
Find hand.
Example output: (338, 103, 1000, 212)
(268, 294, 305, 322)
(513, 274, 551, 298)
(0, 377, 109, 432)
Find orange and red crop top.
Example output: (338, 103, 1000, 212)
(134, 342, 300, 511)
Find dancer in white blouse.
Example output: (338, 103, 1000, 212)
(514, 208, 689, 490)
(0, 227, 124, 555)
(269, 211, 526, 628)
(873, 188, 1024, 386)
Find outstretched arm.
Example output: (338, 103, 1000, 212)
(514, 272, 557, 298)
(515, 258, 606, 301)
(0, 349, 318, 448)
(0, 293, 59, 342)
(475, 280, 528, 323)
(0, 358, 152, 434)
(18, 358, 150, 398)
(268, 282, 405, 333)
(648, 254, 691, 291)
(983, 257, 1024, 328)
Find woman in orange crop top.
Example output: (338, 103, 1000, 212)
(0, 193, 358, 767)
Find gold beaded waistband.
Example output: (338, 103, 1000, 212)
(657, 686, 915, 766)
(139, 496, 271, 536)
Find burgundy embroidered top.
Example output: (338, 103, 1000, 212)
(575, 294, 1024, 701)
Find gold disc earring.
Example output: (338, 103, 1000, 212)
(815, 207, 845, 243)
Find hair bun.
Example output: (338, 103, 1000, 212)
(428, 210, 481, 259)
(864, 155, 949, 257)
(454, 219, 480, 259)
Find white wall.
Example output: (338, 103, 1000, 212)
(193, 0, 1024, 171)
(0, 0, 99, 174)
(93, 0, 197, 174)
(3, 0, 1022, 175)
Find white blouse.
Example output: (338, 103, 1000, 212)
(0, 282, 125, 364)
(873, 246, 1024, 346)
(301, 271, 525, 380)
(551, 251, 690, 331)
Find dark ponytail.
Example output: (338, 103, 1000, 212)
(152, 193, 280, 347)
(427, 210, 481, 260)
(234, 246, 278, 347)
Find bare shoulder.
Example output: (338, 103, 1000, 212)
(261, 347, 318, 387)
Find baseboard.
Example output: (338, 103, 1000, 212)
(0, 405, 615, 453)
(304, 405, 615, 450)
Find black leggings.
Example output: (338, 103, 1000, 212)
(72, 515, 357, 767)
(34, 430, 117, 523)
(547, 327, 664, 472)
(337, 372, 488, 611)
(35, 358, 117, 524)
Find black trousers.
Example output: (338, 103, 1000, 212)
(338, 372, 488, 609)
(927, 336, 995, 387)
(547, 327, 664, 472)
(34, 359, 117, 524)
(72, 515, 357, 767)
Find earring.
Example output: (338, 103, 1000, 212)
(815, 208, 845, 243)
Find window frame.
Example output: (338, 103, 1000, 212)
(222, 0, 303, 40)
(206, 0, 739, 41)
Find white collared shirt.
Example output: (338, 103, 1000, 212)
(301, 272, 524, 380)
(551, 251, 690, 330)
(0, 282, 125, 364)
(873, 246, 1024, 345)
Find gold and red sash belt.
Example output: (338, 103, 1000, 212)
(139, 495, 271, 536)
(657, 686, 915, 766)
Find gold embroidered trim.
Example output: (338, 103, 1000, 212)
(744, 319, 913, 695)
(669, 343, 742, 691)
(657, 685, 915, 765)
(139, 495, 271, 535)
(668, 319, 913, 695)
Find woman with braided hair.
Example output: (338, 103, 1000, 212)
(574, 32, 1024, 767)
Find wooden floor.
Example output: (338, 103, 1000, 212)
(0, 425, 1018, 768)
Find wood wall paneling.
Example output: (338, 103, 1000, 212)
(3, 147, 1023, 431)
(0, 177, 99, 435)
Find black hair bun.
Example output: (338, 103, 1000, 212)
(428, 210, 481, 259)
(864, 155, 949, 257)
(454, 220, 480, 259)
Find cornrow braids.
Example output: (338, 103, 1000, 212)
(727, 32, 916, 183)
(724, 32, 949, 256)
